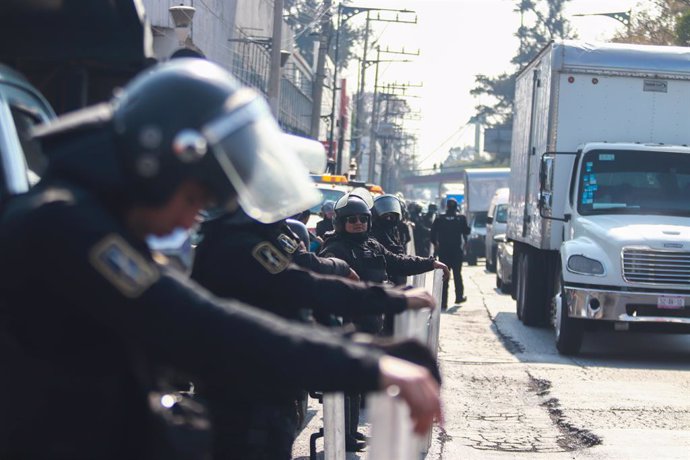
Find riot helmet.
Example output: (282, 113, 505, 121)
(285, 218, 310, 249)
(320, 200, 336, 219)
(333, 193, 372, 233)
(373, 194, 402, 222)
(34, 58, 319, 223)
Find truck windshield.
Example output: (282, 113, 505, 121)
(577, 149, 690, 217)
(495, 204, 508, 223)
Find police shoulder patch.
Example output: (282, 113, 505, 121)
(252, 241, 290, 274)
(276, 233, 298, 254)
(89, 234, 160, 298)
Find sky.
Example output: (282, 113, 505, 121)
(340, 0, 645, 169)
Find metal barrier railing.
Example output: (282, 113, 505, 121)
(313, 268, 443, 460)
(368, 269, 443, 459)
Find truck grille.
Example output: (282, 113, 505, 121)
(622, 248, 690, 285)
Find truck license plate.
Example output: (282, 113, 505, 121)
(657, 296, 685, 309)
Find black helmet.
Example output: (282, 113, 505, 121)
(373, 194, 402, 220)
(446, 198, 458, 212)
(34, 58, 319, 223)
(333, 194, 372, 233)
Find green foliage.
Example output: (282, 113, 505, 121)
(471, 0, 576, 128)
(609, 0, 690, 45)
(676, 9, 690, 45)
(284, 0, 365, 72)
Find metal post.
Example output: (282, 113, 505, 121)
(352, 12, 371, 172)
(309, 0, 332, 139)
(268, 0, 284, 116)
(323, 393, 346, 460)
(328, 5, 342, 173)
(367, 47, 381, 183)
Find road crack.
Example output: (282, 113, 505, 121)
(527, 372, 603, 450)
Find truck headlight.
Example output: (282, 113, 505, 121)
(567, 255, 605, 275)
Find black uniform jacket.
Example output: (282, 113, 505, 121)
(371, 221, 406, 255)
(319, 233, 435, 283)
(190, 215, 408, 321)
(0, 180, 382, 458)
(430, 212, 471, 262)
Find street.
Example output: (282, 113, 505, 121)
(294, 264, 690, 459)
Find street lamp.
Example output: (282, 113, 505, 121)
(169, 5, 196, 46)
(572, 10, 631, 35)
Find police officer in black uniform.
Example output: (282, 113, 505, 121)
(430, 197, 471, 310)
(0, 59, 442, 459)
(190, 208, 436, 457)
(315, 200, 336, 239)
(319, 191, 448, 451)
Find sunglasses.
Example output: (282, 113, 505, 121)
(345, 215, 369, 224)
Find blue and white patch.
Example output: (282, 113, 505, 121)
(89, 234, 159, 298)
(252, 241, 290, 274)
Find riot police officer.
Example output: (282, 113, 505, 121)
(430, 197, 471, 309)
(315, 200, 336, 238)
(318, 190, 449, 451)
(0, 59, 442, 459)
(191, 207, 437, 457)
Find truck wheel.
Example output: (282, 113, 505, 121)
(496, 274, 502, 289)
(516, 250, 548, 327)
(554, 276, 584, 355)
(500, 281, 512, 295)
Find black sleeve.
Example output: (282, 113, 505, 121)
(377, 240, 436, 276)
(430, 219, 439, 245)
(461, 216, 471, 236)
(29, 201, 383, 394)
(293, 250, 351, 277)
(194, 234, 405, 317)
(278, 267, 408, 316)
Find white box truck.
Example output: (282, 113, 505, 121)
(507, 40, 690, 354)
(462, 168, 510, 265)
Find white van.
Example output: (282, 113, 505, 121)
(484, 187, 509, 272)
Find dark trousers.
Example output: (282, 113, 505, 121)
(439, 255, 463, 308)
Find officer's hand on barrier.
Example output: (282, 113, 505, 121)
(402, 287, 435, 310)
(347, 268, 360, 281)
(378, 355, 443, 435)
(432, 260, 450, 281)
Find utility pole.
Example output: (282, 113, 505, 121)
(309, 0, 332, 139)
(366, 48, 419, 184)
(330, 4, 417, 175)
(268, 0, 284, 116)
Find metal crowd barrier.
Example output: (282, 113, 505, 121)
(368, 268, 443, 459)
(314, 268, 443, 460)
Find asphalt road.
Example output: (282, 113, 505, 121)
(294, 264, 690, 459)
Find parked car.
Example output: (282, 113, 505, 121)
(494, 234, 513, 295)
(484, 187, 509, 272)
(464, 211, 487, 266)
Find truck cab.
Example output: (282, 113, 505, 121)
(539, 143, 690, 352)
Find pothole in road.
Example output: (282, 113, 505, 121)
(527, 373, 603, 450)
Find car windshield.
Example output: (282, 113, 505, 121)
(472, 212, 488, 228)
(495, 204, 508, 223)
(577, 149, 690, 217)
(309, 188, 346, 213)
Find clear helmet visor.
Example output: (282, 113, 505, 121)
(204, 94, 321, 223)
